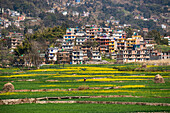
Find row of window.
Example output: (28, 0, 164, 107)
(65, 36, 75, 38)
(76, 39, 85, 41)
(124, 58, 149, 60)
(93, 56, 101, 58)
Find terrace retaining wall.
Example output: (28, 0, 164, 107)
(1, 95, 170, 106)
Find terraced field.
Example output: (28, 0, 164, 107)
(0, 64, 170, 112)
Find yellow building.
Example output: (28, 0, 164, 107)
(126, 38, 136, 49)
(109, 40, 115, 53)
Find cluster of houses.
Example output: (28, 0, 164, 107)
(47, 25, 170, 64)
(1, 24, 170, 65)
(0, 8, 26, 29)
(49, 0, 90, 17)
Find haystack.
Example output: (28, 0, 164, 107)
(3, 83, 14, 92)
(142, 64, 147, 68)
(154, 74, 165, 83)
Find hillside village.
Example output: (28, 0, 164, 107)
(1, 24, 170, 67)
(47, 25, 170, 64)
(1, 1, 170, 113)
(0, 0, 170, 67)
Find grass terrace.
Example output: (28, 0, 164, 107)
(0, 64, 170, 112)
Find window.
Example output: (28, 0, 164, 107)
(51, 50, 53, 52)
(68, 36, 71, 38)
(65, 36, 67, 38)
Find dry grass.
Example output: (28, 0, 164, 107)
(141, 59, 170, 66)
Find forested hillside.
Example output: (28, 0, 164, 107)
(0, 0, 80, 28)
(1, 0, 170, 32)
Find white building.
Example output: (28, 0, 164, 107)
(72, 11, 79, 16)
(72, 51, 84, 64)
(76, 36, 87, 45)
(62, 40, 74, 51)
(161, 24, 167, 29)
(163, 36, 170, 46)
(62, 11, 68, 16)
(48, 47, 58, 62)
(91, 51, 101, 61)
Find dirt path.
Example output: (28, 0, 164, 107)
(36, 100, 170, 106)
(1, 95, 170, 106)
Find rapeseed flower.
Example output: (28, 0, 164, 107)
(120, 85, 145, 88)
(77, 78, 148, 82)
(0, 92, 18, 95)
(0, 74, 56, 78)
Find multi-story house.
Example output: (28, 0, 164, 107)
(126, 38, 136, 50)
(63, 34, 77, 41)
(123, 49, 150, 63)
(163, 36, 170, 46)
(85, 25, 103, 36)
(76, 36, 87, 45)
(91, 50, 101, 61)
(72, 46, 84, 64)
(97, 36, 110, 46)
(99, 45, 109, 54)
(7, 32, 24, 49)
(112, 30, 126, 39)
(117, 49, 150, 63)
(62, 39, 74, 51)
(81, 45, 92, 62)
(48, 47, 58, 63)
(66, 28, 79, 34)
(116, 38, 125, 50)
(161, 52, 170, 59)
(109, 39, 115, 53)
(57, 49, 72, 64)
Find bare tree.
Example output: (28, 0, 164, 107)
(0, 40, 13, 67)
(28, 40, 47, 68)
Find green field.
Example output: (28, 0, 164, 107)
(0, 64, 170, 112)
(1, 103, 170, 113)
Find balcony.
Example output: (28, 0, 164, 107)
(109, 42, 114, 44)
(127, 45, 133, 47)
(129, 56, 136, 58)
(48, 55, 54, 57)
(109, 47, 114, 49)
(117, 45, 125, 47)
(124, 56, 128, 58)
(92, 57, 101, 60)
(145, 56, 150, 58)
(126, 42, 135, 44)
(72, 57, 83, 60)
(117, 41, 124, 43)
